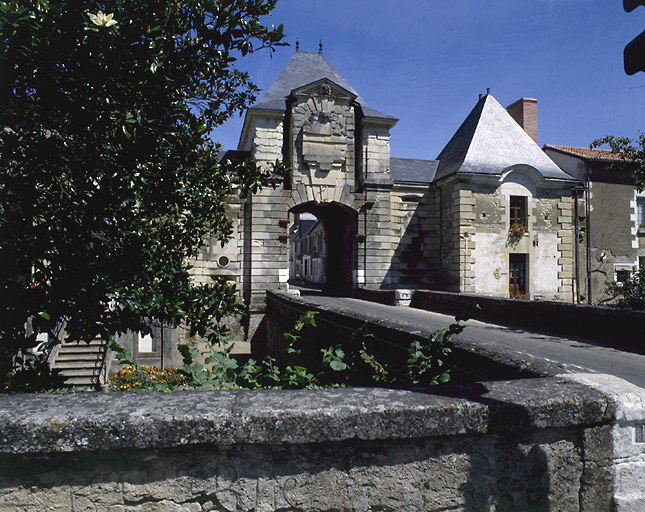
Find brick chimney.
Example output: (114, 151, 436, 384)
(506, 98, 538, 144)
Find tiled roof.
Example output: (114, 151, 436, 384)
(542, 145, 624, 162)
(434, 94, 574, 182)
(253, 51, 395, 120)
(390, 157, 439, 184)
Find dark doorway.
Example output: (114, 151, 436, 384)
(289, 201, 357, 296)
(509, 253, 528, 298)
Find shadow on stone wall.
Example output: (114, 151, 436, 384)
(382, 189, 438, 290)
(0, 419, 564, 512)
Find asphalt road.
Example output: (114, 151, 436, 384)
(300, 294, 645, 389)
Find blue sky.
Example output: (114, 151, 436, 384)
(214, 0, 645, 160)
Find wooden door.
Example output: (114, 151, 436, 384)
(509, 254, 527, 297)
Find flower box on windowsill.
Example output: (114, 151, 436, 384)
(508, 224, 528, 237)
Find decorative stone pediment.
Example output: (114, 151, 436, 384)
(290, 79, 356, 175)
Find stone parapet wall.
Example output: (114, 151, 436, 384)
(2, 291, 643, 511)
(371, 288, 644, 354)
(0, 377, 620, 512)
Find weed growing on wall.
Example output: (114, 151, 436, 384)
(107, 311, 467, 391)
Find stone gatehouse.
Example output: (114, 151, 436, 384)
(122, 48, 584, 358)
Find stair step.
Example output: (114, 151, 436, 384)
(57, 353, 102, 362)
(58, 368, 100, 377)
(62, 377, 98, 386)
(61, 340, 106, 347)
(55, 361, 101, 370)
(58, 346, 105, 354)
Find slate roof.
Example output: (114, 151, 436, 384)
(542, 145, 624, 162)
(434, 94, 574, 182)
(390, 157, 439, 184)
(253, 51, 395, 120)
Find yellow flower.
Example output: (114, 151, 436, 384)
(88, 11, 117, 28)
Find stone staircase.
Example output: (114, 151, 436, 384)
(50, 339, 110, 388)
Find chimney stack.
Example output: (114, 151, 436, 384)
(506, 98, 538, 144)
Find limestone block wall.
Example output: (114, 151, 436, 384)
(361, 122, 391, 181)
(556, 195, 575, 301)
(243, 115, 284, 163)
(441, 174, 576, 301)
(0, 377, 631, 512)
(439, 181, 475, 293)
(362, 187, 397, 288)
(388, 186, 439, 288)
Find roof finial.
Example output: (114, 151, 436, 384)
(295, 38, 299, 52)
(486, 87, 491, 95)
(319, 40, 323, 55)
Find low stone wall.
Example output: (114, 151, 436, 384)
(1, 292, 643, 511)
(0, 379, 625, 512)
(357, 288, 645, 354)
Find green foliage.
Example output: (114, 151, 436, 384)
(591, 133, 645, 191)
(405, 324, 461, 386)
(0, 1, 287, 380)
(109, 309, 468, 392)
(606, 266, 645, 310)
(2, 361, 65, 393)
(108, 339, 136, 368)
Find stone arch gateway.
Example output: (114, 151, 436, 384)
(290, 200, 358, 295)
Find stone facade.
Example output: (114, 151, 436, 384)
(437, 174, 575, 301)
(123, 51, 589, 360)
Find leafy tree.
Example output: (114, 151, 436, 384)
(606, 267, 645, 310)
(591, 132, 645, 191)
(0, 1, 286, 380)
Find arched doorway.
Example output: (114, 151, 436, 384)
(289, 201, 358, 296)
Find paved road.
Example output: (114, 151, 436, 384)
(299, 294, 645, 389)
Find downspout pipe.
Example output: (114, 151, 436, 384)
(572, 186, 586, 304)
(438, 186, 443, 290)
(585, 174, 592, 304)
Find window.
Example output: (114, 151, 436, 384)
(137, 332, 155, 353)
(637, 197, 645, 226)
(614, 264, 635, 286)
(509, 196, 527, 229)
(615, 269, 632, 284)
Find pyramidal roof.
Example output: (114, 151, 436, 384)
(253, 51, 395, 120)
(434, 94, 573, 182)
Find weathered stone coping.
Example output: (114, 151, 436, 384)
(267, 290, 565, 379)
(0, 378, 611, 455)
(357, 287, 645, 354)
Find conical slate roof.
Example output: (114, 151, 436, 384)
(253, 51, 395, 120)
(434, 94, 573, 182)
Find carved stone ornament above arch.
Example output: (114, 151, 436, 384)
(290, 79, 357, 175)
